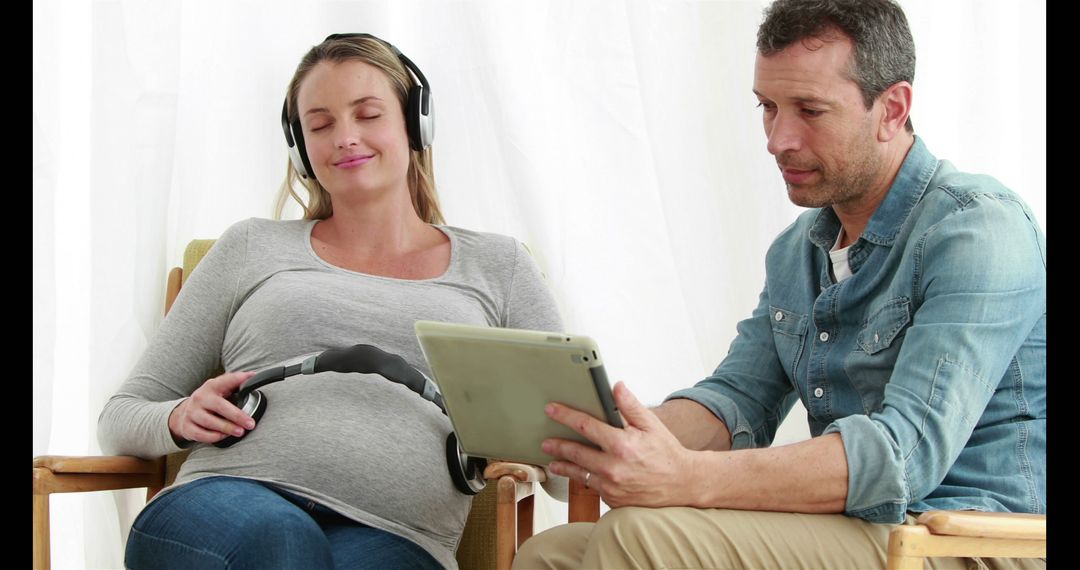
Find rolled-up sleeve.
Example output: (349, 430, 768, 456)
(824, 192, 1046, 523)
(666, 284, 799, 450)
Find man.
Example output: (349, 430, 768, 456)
(513, 0, 1046, 568)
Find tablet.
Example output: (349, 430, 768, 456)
(414, 320, 623, 466)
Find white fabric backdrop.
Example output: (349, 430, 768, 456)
(34, 1, 1045, 567)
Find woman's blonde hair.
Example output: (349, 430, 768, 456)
(273, 36, 444, 224)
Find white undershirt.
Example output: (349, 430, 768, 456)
(830, 228, 853, 282)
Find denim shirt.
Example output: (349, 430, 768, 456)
(668, 137, 1046, 524)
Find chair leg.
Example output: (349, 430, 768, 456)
(496, 477, 518, 570)
(886, 552, 925, 570)
(33, 493, 50, 570)
(887, 525, 928, 570)
(516, 493, 534, 548)
(568, 479, 600, 523)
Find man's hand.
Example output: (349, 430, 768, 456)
(542, 381, 699, 508)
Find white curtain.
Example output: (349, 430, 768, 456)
(33, 1, 1045, 567)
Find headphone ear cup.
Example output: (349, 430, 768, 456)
(214, 390, 268, 448)
(406, 86, 424, 151)
(249, 390, 268, 423)
(290, 118, 317, 180)
(467, 454, 488, 488)
(281, 99, 315, 180)
(417, 88, 433, 149)
(445, 432, 486, 495)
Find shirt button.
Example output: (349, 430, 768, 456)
(775, 311, 784, 321)
(819, 331, 830, 342)
(814, 387, 824, 398)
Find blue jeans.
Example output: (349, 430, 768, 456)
(126, 476, 443, 569)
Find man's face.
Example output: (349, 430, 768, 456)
(753, 34, 884, 209)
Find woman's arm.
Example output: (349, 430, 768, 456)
(97, 219, 253, 458)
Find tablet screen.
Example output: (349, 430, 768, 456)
(415, 320, 622, 465)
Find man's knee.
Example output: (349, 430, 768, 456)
(583, 506, 760, 568)
(514, 522, 594, 570)
(585, 506, 684, 566)
(588, 506, 660, 547)
(513, 510, 665, 569)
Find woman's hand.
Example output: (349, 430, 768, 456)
(168, 371, 258, 445)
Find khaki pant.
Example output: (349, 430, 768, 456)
(513, 507, 1045, 570)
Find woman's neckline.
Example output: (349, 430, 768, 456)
(303, 219, 456, 283)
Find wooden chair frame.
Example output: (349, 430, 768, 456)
(886, 510, 1046, 569)
(33, 453, 599, 570)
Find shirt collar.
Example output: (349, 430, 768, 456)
(809, 135, 939, 250)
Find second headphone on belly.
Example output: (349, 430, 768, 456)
(215, 343, 488, 496)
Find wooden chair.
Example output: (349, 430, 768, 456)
(886, 510, 1046, 569)
(33, 239, 601, 570)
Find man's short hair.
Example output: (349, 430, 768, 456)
(757, 0, 915, 132)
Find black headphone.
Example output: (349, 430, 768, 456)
(214, 344, 488, 496)
(281, 33, 435, 181)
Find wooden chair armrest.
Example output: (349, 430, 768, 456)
(915, 510, 1046, 541)
(32, 455, 166, 496)
(483, 462, 544, 569)
(486, 470, 601, 569)
(484, 461, 547, 484)
(33, 455, 164, 475)
(888, 512, 1047, 569)
(165, 267, 182, 315)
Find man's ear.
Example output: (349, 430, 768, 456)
(876, 81, 912, 142)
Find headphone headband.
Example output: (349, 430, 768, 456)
(321, 33, 431, 101)
(214, 343, 484, 495)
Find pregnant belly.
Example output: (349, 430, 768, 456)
(175, 371, 470, 544)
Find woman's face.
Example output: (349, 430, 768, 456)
(296, 59, 411, 201)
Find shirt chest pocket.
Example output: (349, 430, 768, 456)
(856, 297, 912, 355)
(846, 297, 912, 413)
(770, 306, 808, 379)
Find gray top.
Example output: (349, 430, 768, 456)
(97, 217, 564, 569)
